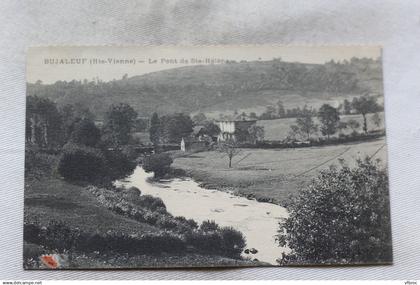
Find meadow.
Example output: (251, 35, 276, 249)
(172, 137, 387, 205)
(258, 112, 385, 141)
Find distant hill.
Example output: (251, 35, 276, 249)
(27, 58, 383, 119)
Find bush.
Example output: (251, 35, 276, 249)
(137, 195, 166, 212)
(70, 118, 101, 147)
(57, 143, 107, 183)
(186, 231, 223, 254)
(277, 157, 392, 265)
(24, 219, 186, 256)
(25, 146, 59, 180)
(143, 153, 173, 178)
(200, 220, 219, 232)
(103, 149, 137, 181)
(220, 227, 246, 258)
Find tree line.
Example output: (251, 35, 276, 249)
(26, 96, 139, 184)
(287, 95, 383, 142)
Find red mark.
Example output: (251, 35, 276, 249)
(41, 255, 58, 269)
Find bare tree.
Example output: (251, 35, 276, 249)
(218, 139, 242, 168)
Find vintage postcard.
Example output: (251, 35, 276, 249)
(24, 46, 391, 269)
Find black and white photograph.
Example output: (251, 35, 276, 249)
(23, 46, 391, 269)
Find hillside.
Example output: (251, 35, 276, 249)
(27, 58, 383, 119)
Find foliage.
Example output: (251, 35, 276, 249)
(70, 118, 101, 147)
(248, 125, 265, 143)
(186, 223, 246, 258)
(277, 100, 286, 117)
(24, 219, 187, 256)
(192, 113, 207, 124)
(277, 157, 392, 265)
(371, 112, 382, 128)
(102, 149, 137, 181)
(57, 143, 107, 183)
(25, 146, 59, 180)
(259, 105, 277, 120)
(290, 106, 318, 141)
(143, 153, 173, 178)
(200, 220, 220, 232)
(347, 119, 361, 132)
(160, 113, 193, 144)
(220, 227, 247, 259)
(26, 57, 382, 118)
(351, 96, 380, 133)
(149, 112, 160, 146)
(60, 103, 95, 142)
(202, 121, 221, 138)
(343, 99, 352, 115)
(102, 103, 138, 146)
(26, 96, 63, 147)
(317, 104, 340, 139)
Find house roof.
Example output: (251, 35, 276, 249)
(216, 119, 257, 123)
(192, 125, 205, 135)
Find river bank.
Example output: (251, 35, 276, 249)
(24, 174, 259, 268)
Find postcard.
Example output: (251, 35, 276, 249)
(24, 46, 391, 268)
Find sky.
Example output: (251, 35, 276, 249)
(27, 46, 381, 84)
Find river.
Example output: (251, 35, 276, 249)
(117, 166, 289, 265)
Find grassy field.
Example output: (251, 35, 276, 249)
(172, 137, 387, 205)
(258, 112, 385, 141)
(24, 178, 160, 235)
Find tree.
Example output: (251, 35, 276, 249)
(143, 153, 173, 178)
(70, 118, 101, 147)
(57, 143, 107, 183)
(371, 113, 382, 129)
(351, 96, 380, 133)
(220, 226, 246, 258)
(192, 113, 207, 124)
(260, 105, 277, 120)
(343, 99, 352, 115)
(277, 158, 392, 265)
(248, 125, 265, 144)
(102, 103, 138, 146)
(317, 104, 340, 140)
(347, 119, 360, 133)
(277, 100, 286, 117)
(218, 139, 242, 168)
(294, 107, 318, 141)
(203, 121, 221, 138)
(26, 96, 63, 147)
(161, 113, 193, 144)
(149, 112, 161, 146)
(59, 104, 95, 142)
(249, 112, 258, 120)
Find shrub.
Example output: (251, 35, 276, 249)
(277, 157, 392, 265)
(137, 195, 166, 212)
(123, 186, 141, 201)
(220, 226, 246, 258)
(57, 143, 107, 183)
(143, 153, 173, 178)
(70, 118, 101, 147)
(186, 231, 223, 254)
(103, 149, 137, 181)
(25, 146, 59, 180)
(24, 219, 187, 256)
(200, 220, 219, 232)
